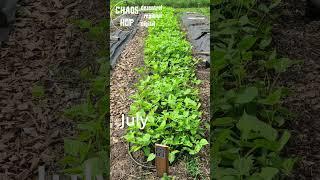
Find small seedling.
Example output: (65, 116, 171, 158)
(32, 84, 45, 98)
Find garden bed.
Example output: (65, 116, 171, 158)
(110, 7, 210, 179)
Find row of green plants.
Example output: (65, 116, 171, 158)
(111, 0, 210, 8)
(124, 8, 208, 164)
(59, 19, 109, 177)
(211, 0, 299, 179)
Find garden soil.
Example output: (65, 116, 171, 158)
(273, 0, 320, 179)
(0, 0, 105, 178)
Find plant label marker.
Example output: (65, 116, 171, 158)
(155, 144, 169, 177)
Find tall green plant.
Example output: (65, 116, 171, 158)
(61, 20, 109, 177)
(211, 0, 298, 179)
(124, 8, 208, 163)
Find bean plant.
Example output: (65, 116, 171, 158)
(211, 0, 299, 179)
(124, 8, 208, 163)
(60, 20, 109, 177)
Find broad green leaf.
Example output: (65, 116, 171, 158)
(215, 28, 238, 35)
(269, 49, 277, 60)
(216, 129, 232, 143)
(64, 102, 96, 121)
(258, 4, 270, 13)
(140, 134, 151, 144)
(259, 167, 279, 180)
(64, 139, 86, 156)
(143, 147, 151, 156)
(270, 0, 282, 9)
(96, 95, 109, 115)
(77, 19, 92, 29)
(239, 15, 249, 26)
(238, 35, 257, 51)
(253, 139, 279, 151)
(63, 166, 83, 175)
(221, 176, 237, 180)
(237, 112, 278, 141)
(169, 150, 179, 163)
(264, 58, 296, 73)
(235, 87, 258, 104)
(214, 168, 238, 179)
(212, 117, 236, 127)
(191, 139, 209, 155)
(259, 89, 282, 105)
(147, 153, 156, 162)
(281, 158, 297, 175)
(233, 156, 253, 176)
(220, 148, 240, 160)
(212, 50, 227, 73)
(218, 19, 239, 29)
(242, 51, 253, 62)
(199, 139, 209, 146)
(259, 37, 272, 49)
(248, 167, 278, 180)
(277, 131, 291, 152)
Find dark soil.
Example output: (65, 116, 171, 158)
(273, 0, 320, 179)
(0, 0, 105, 179)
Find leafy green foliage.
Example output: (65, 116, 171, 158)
(161, 173, 176, 180)
(187, 156, 202, 178)
(211, 0, 298, 179)
(61, 20, 109, 177)
(32, 84, 45, 98)
(124, 8, 208, 163)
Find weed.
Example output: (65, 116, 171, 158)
(186, 156, 202, 179)
(31, 84, 45, 98)
(162, 173, 176, 180)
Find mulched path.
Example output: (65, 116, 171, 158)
(273, 0, 320, 179)
(0, 0, 105, 179)
(110, 27, 148, 180)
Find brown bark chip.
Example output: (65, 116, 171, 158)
(273, 0, 320, 179)
(110, 27, 148, 180)
(0, 0, 106, 178)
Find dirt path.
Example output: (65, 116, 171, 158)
(0, 0, 105, 178)
(273, 0, 320, 179)
(195, 61, 210, 179)
(110, 27, 149, 179)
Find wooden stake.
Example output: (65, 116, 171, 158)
(155, 144, 169, 177)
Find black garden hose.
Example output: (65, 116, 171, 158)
(128, 143, 156, 169)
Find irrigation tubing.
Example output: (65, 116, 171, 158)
(128, 143, 156, 169)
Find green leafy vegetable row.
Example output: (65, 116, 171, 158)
(124, 8, 208, 163)
(211, 1, 299, 179)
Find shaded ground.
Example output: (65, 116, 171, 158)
(0, 0, 105, 178)
(273, 0, 320, 179)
